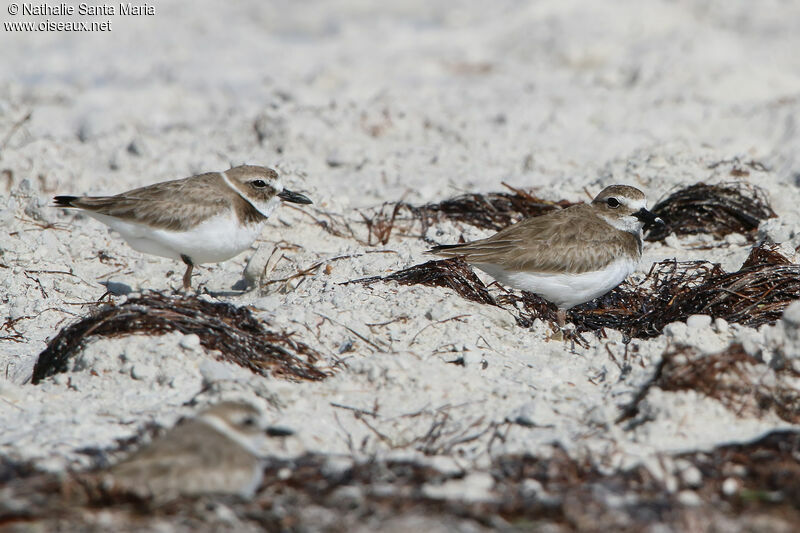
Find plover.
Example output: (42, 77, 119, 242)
(430, 185, 663, 326)
(54, 165, 312, 289)
(106, 402, 274, 501)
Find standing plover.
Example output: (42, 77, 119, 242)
(54, 165, 312, 289)
(430, 185, 663, 326)
(106, 402, 273, 501)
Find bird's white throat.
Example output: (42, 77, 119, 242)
(598, 213, 645, 234)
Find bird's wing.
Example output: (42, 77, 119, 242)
(60, 173, 231, 231)
(432, 205, 641, 274)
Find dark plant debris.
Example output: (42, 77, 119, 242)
(707, 156, 770, 174)
(618, 343, 800, 426)
(32, 293, 327, 384)
(307, 181, 777, 250)
(5, 434, 800, 531)
(359, 184, 575, 245)
(681, 429, 800, 510)
(535, 242, 798, 336)
(350, 258, 497, 306)
(357, 243, 800, 339)
(350, 181, 776, 247)
(645, 182, 776, 242)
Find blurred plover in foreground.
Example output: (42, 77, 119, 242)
(430, 185, 663, 327)
(105, 402, 274, 501)
(54, 165, 312, 289)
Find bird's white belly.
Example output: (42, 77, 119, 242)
(88, 212, 265, 264)
(475, 257, 638, 310)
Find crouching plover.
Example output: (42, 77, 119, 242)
(105, 402, 276, 501)
(430, 185, 663, 327)
(54, 165, 312, 289)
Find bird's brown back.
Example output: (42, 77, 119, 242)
(432, 204, 642, 274)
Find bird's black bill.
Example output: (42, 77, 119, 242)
(266, 425, 295, 437)
(278, 189, 313, 204)
(633, 208, 664, 229)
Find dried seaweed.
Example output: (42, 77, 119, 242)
(32, 293, 327, 384)
(646, 182, 776, 242)
(0, 457, 37, 485)
(658, 345, 800, 423)
(360, 186, 575, 245)
(551, 242, 800, 336)
(351, 258, 497, 306)
(619, 344, 800, 425)
(359, 243, 800, 339)
(566, 259, 723, 338)
(492, 447, 671, 529)
(332, 181, 775, 248)
(6, 432, 800, 531)
(530, 242, 798, 337)
(414, 185, 574, 231)
(682, 430, 800, 506)
(707, 156, 770, 175)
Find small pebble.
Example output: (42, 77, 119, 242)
(179, 334, 201, 351)
(521, 478, 544, 497)
(212, 504, 238, 524)
(665, 234, 681, 248)
(677, 490, 702, 506)
(130, 364, 156, 381)
(722, 477, 740, 496)
(680, 466, 702, 488)
(758, 218, 791, 244)
(199, 360, 240, 384)
(782, 301, 800, 329)
(737, 329, 762, 357)
(686, 314, 712, 330)
(664, 321, 688, 339)
(461, 351, 483, 368)
(724, 233, 748, 245)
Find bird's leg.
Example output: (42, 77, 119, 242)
(180, 254, 194, 291)
(548, 308, 568, 341)
(557, 309, 566, 329)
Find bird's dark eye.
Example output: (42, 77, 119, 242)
(241, 417, 257, 427)
(607, 197, 620, 208)
(252, 180, 267, 188)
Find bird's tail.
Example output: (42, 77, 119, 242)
(53, 196, 79, 207)
(427, 242, 467, 255)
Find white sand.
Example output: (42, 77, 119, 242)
(2, 0, 800, 498)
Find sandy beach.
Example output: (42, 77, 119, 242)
(2, 1, 800, 530)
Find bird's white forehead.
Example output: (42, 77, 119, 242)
(623, 197, 647, 210)
(199, 405, 267, 433)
